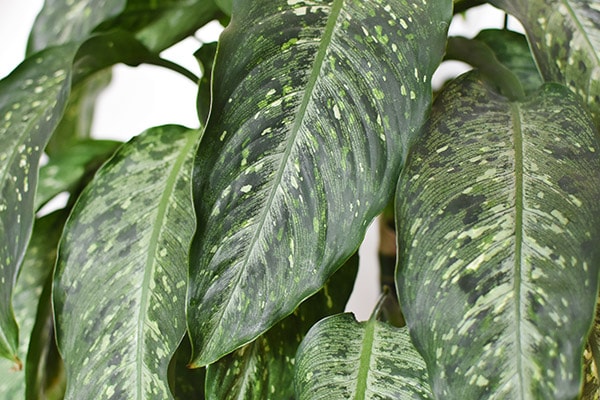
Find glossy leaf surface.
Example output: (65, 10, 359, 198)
(396, 72, 600, 398)
(491, 0, 600, 125)
(0, 44, 76, 362)
(188, 0, 452, 367)
(205, 254, 358, 399)
(54, 125, 198, 399)
(294, 313, 432, 399)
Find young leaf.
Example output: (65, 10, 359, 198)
(188, 0, 452, 367)
(294, 313, 432, 399)
(53, 125, 199, 399)
(0, 44, 76, 363)
(396, 72, 600, 398)
(491, 0, 600, 125)
(205, 254, 358, 400)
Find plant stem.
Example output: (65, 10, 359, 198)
(149, 57, 200, 84)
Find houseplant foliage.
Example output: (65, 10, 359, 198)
(1, 0, 600, 399)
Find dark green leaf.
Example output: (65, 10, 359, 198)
(194, 41, 218, 125)
(36, 139, 121, 211)
(491, 0, 600, 125)
(294, 313, 432, 399)
(0, 44, 76, 363)
(0, 211, 66, 398)
(215, 0, 232, 16)
(396, 72, 600, 398)
(188, 0, 452, 367)
(27, 0, 126, 54)
(205, 254, 358, 400)
(54, 125, 199, 399)
(168, 335, 205, 400)
(474, 29, 542, 95)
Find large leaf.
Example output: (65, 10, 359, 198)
(188, 0, 452, 367)
(0, 211, 66, 398)
(491, 0, 600, 125)
(396, 72, 600, 398)
(54, 125, 199, 399)
(0, 44, 76, 363)
(205, 254, 358, 399)
(294, 312, 432, 399)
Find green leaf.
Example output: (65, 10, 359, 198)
(294, 312, 432, 399)
(396, 72, 600, 398)
(168, 335, 206, 400)
(36, 139, 121, 211)
(215, 0, 232, 16)
(188, 0, 452, 367)
(27, 0, 127, 54)
(54, 125, 199, 399)
(205, 253, 358, 400)
(0, 211, 66, 398)
(194, 41, 218, 125)
(490, 0, 600, 125)
(0, 44, 76, 363)
(474, 29, 543, 95)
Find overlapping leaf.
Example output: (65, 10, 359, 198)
(188, 0, 452, 367)
(491, 0, 600, 125)
(54, 125, 199, 399)
(294, 313, 432, 399)
(396, 72, 600, 398)
(0, 44, 76, 363)
(205, 254, 358, 399)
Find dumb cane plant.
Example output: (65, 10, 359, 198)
(2, 0, 600, 398)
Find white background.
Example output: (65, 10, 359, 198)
(1, 1, 522, 320)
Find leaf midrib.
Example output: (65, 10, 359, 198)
(203, 0, 345, 360)
(354, 318, 376, 399)
(510, 101, 525, 398)
(136, 130, 195, 399)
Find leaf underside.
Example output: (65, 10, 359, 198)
(188, 0, 452, 367)
(294, 313, 433, 399)
(54, 125, 198, 400)
(0, 44, 76, 362)
(396, 72, 600, 399)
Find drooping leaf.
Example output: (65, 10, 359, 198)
(36, 139, 121, 211)
(188, 0, 452, 367)
(294, 312, 432, 399)
(205, 253, 358, 400)
(490, 0, 600, 125)
(44, 69, 112, 157)
(396, 72, 600, 398)
(0, 44, 76, 363)
(0, 211, 67, 398)
(474, 29, 542, 95)
(194, 41, 218, 125)
(27, 0, 127, 54)
(54, 125, 199, 399)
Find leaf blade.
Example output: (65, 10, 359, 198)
(188, 0, 452, 367)
(53, 125, 199, 399)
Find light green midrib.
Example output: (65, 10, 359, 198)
(510, 102, 525, 398)
(202, 0, 345, 363)
(354, 319, 376, 399)
(136, 130, 195, 399)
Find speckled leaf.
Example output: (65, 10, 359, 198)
(36, 139, 121, 211)
(0, 44, 76, 363)
(582, 299, 600, 399)
(490, 0, 600, 125)
(188, 0, 452, 367)
(0, 211, 66, 398)
(396, 72, 600, 399)
(205, 254, 358, 400)
(27, 0, 126, 54)
(54, 125, 199, 400)
(474, 29, 543, 95)
(294, 313, 432, 399)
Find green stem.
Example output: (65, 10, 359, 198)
(148, 57, 199, 84)
(446, 36, 525, 101)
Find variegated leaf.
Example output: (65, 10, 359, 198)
(396, 71, 600, 398)
(582, 298, 600, 399)
(205, 254, 358, 400)
(294, 313, 432, 399)
(188, 0, 452, 367)
(0, 44, 76, 363)
(54, 125, 199, 399)
(490, 0, 600, 125)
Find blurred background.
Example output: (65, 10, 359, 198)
(0, 1, 523, 320)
